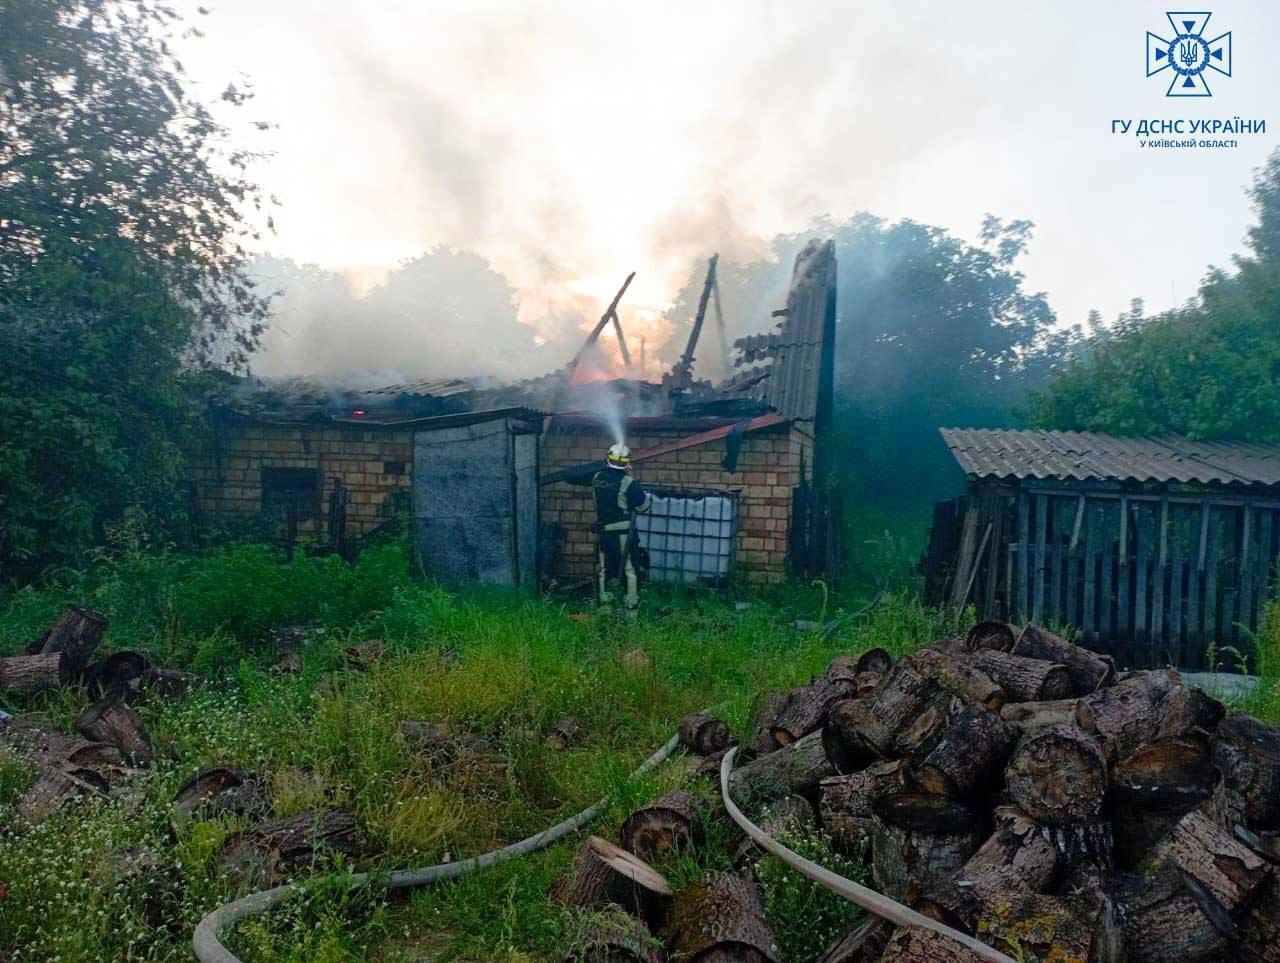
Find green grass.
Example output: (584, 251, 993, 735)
(0, 538, 962, 962)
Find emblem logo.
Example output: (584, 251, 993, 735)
(1146, 12, 1232, 96)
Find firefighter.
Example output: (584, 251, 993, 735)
(592, 443, 650, 614)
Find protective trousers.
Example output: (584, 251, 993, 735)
(597, 525, 639, 611)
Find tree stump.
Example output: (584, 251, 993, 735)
(728, 729, 834, 805)
(678, 713, 731, 756)
(550, 835, 673, 931)
(915, 705, 1016, 798)
(16, 766, 109, 824)
(33, 605, 107, 674)
(546, 716, 582, 751)
(1212, 713, 1280, 831)
(0, 653, 70, 695)
(619, 789, 700, 860)
(1013, 624, 1115, 695)
(75, 696, 152, 766)
(1000, 698, 1096, 734)
(567, 912, 666, 963)
(965, 620, 1016, 652)
(968, 649, 1072, 702)
(172, 764, 267, 827)
(910, 649, 1006, 711)
(771, 676, 849, 745)
(870, 792, 984, 904)
(1005, 723, 1107, 825)
(219, 807, 362, 883)
(854, 647, 892, 675)
(813, 917, 892, 963)
(819, 760, 911, 852)
(664, 873, 780, 963)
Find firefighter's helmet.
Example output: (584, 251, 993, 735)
(606, 443, 631, 469)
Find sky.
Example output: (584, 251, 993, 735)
(173, 0, 1280, 375)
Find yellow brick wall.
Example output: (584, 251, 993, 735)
(186, 423, 414, 539)
(540, 422, 810, 585)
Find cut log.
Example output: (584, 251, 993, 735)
(734, 794, 815, 865)
(34, 605, 107, 674)
(546, 716, 582, 750)
(921, 805, 1059, 929)
(61, 738, 125, 769)
(826, 655, 859, 685)
(819, 760, 911, 853)
(999, 698, 1096, 734)
(1041, 820, 1114, 871)
(914, 706, 1016, 798)
(1111, 736, 1215, 869)
(1013, 624, 1115, 695)
(1082, 669, 1182, 759)
(619, 789, 700, 859)
(0, 653, 70, 695)
(219, 807, 362, 883)
(1212, 712, 1280, 831)
(851, 659, 937, 757)
(878, 925, 989, 962)
(851, 672, 883, 698)
(965, 620, 1016, 652)
(664, 873, 779, 963)
(771, 676, 848, 745)
(84, 650, 150, 699)
(16, 765, 109, 824)
(1141, 808, 1270, 917)
(678, 713, 731, 756)
(172, 764, 267, 827)
(693, 748, 730, 782)
(975, 892, 1094, 962)
(968, 649, 1072, 702)
(1118, 867, 1228, 963)
(75, 696, 152, 766)
(1004, 723, 1107, 825)
(854, 647, 893, 675)
(814, 917, 892, 963)
(870, 792, 984, 904)
(550, 835, 673, 931)
(748, 691, 789, 757)
(1238, 873, 1280, 962)
(1154, 685, 1224, 739)
(568, 912, 666, 963)
(822, 699, 879, 775)
(728, 729, 834, 805)
(909, 649, 1005, 711)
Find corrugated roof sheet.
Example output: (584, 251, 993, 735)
(940, 428, 1280, 487)
(358, 378, 472, 399)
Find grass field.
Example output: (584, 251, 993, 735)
(0, 539, 964, 962)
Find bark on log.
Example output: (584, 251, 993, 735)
(1111, 736, 1215, 869)
(966, 620, 1016, 652)
(728, 729, 834, 804)
(1212, 713, 1280, 831)
(550, 835, 673, 931)
(870, 792, 984, 904)
(619, 789, 700, 860)
(84, 650, 150, 699)
(893, 693, 962, 760)
(1004, 723, 1107, 825)
(75, 696, 152, 766)
(568, 912, 666, 963)
(852, 659, 937, 757)
(1082, 669, 1182, 759)
(819, 760, 911, 853)
(33, 605, 107, 673)
(172, 765, 267, 826)
(1154, 685, 1224, 740)
(878, 925, 990, 963)
(678, 713, 731, 756)
(855, 647, 893, 675)
(827, 655, 859, 685)
(914, 706, 1016, 798)
(1141, 808, 1270, 918)
(814, 917, 892, 963)
(1118, 868, 1228, 963)
(546, 716, 582, 750)
(974, 892, 1095, 962)
(999, 698, 1096, 734)
(664, 873, 780, 963)
(1041, 820, 1114, 872)
(1013, 624, 1115, 695)
(16, 765, 109, 824)
(748, 691, 789, 757)
(910, 649, 1005, 711)
(1238, 874, 1280, 963)
(0, 653, 70, 695)
(219, 807, 362, 883)
(822, 699, 879, 775)
(969, 649, 1073, 702)
(772, 676, 849, 746)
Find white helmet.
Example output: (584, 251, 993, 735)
(606, 443, 631, 469)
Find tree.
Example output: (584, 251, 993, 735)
(0, 0, 271, 581)
(1030, 147, 1280, 442)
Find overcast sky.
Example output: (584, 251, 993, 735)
(175, 1, 1280, 370)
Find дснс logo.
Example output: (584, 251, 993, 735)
(1146, 11, 1232, 97)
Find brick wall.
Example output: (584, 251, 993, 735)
(540, 421, 813, 585)
(187, 422, 413, 539)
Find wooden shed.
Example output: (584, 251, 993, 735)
(924, 429, 1280, 669)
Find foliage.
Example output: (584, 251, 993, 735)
(1030, 147, 1280, 440)
(0, 0, 272, 582)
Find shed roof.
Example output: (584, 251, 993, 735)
(940, 428, 1280, 488)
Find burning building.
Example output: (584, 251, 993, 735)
(185, 239, 840, 587)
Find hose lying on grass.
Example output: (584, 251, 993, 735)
(717, 746, 1017, 963)
(193, 727, 685, 963)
